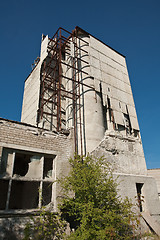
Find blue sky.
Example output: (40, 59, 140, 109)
(0, 0, 160, 169)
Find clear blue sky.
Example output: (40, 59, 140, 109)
(0, 0, 159, 169)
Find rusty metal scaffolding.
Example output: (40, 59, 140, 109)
(37, 27, 94, 154)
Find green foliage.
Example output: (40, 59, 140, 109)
(59, 155, 138, 240)
(23, 209, 66, 240)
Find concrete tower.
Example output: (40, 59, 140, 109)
(20, 27, 160, 233)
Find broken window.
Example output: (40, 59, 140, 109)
(107, 97, 115, 130)
(9, 181, 40, 210)
(0, 148, 55, 211)
(43, 157, 53, 179)
(42, 182, 52, 206)
(123, 113, 131, 135)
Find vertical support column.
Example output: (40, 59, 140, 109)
(39, 155, 44, 209)
(75, 30, 83, 156)
(6, 152, 15, 210)
(72, 31, 77, 154)
(0, 146, 3, 167)
(57, 29, 62, 131)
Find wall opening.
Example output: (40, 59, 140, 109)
(0, 180, 9, 210)
(42, 182, 52, 206)
(43, 157, 53, 179)
(13, 153, 30, 177)
(136, 183, 144, 212)
(0, 148, 55, 211)
(9, 180, 40, 209)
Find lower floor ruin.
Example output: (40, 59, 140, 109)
(0, 118, 160, 238)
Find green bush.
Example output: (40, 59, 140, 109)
(23, 209, 66, 240)
(59, 155, 139, 240)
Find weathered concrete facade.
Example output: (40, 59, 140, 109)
(148, 169, 160, 199)
(1, 27, 160, 237)
(0, 118, 74, 238)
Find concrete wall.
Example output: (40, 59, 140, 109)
(148, 169, 160, 198)
(92, 131, 147, 176)
(116, 173, 160, 225)
(21, 62, 41, 126)
(88, 35, 139, 132)
(0, 118, 74, 207)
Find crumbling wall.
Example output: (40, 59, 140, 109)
(92, 131, 147, 175)
(0, 118, 74, 239)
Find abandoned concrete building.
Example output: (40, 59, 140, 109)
(0, 26, 160, 237)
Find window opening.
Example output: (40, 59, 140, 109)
(136, 183, 144, 212)
(42, 182, 52, 206)
(9, 180, 40, 210)
(43, 157, 53, 179)
(0, 148, 55, 211)
(13, 153, 31, 177)
(0, 180, 9, 210)
(123, 113, 131, 135)
(107, 97, 115, 129)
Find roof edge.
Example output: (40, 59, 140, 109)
(75, 26, 126, 58)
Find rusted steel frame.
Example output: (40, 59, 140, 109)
(59, 27, 71, 35)
(72, 27, 89, 45)
(61, 61, 88, 75)
(59, 34, 88, 55)
(44, 59, 58, 83)
(71, 31, 77, 154)
(41, 84, 80, 109)
(73, 44, 88, 54)
(57, 28, 62, 131)
(48, 37, 69, 53)
(43, 98, 57, 104)
(74, 56, 89, 65)
(41, 79, 58, 97)
(61, 88, 79, 98)
(40, 91, 57, 109)
(49, 27, 61, 44)
(47, 42, 59, 55)
(43, 111, 57, 117)
(75, 29, 83, 156)
(41, 72, 58, 98)
(45, 44, 59, 77)
(61, 74, 95, 91)
(43, 78, 57, 86)
(44, 56, 58, 87)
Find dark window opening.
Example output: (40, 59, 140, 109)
(107, 97, 115, 129)
(0, 180, 9, 210)
(136, 183, 144, 212)
(134, 130, 139, 138)
(42, 182, 52, 206)
(117, 124, 125, 132)
(62, 50, 65, 60)
(43, 157, 53, 179)
(0, 149, 55, 211)
(13, 153, 31, 177)
(9, 181, 40, 210)
(123, 113, 132, 135)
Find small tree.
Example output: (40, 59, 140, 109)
(59, 155, 138, 240)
